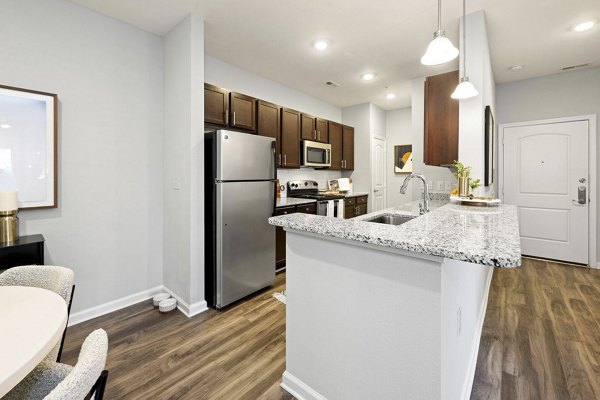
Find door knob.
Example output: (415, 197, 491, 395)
(579, 178, 587, 183)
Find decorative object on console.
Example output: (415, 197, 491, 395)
(0, 190, 19, 243)
(452, 160, 472, 197)
(0, 85, 58, 208)
(484, 105, 494, 186)
(394, 144, 413, 173)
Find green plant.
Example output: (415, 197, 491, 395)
(469, 178, 481, 190)
(452, 160, 472, 179)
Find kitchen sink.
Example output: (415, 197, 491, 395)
(365, 214, 416, 226)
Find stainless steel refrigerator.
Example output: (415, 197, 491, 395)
(205, 129, 276, 309)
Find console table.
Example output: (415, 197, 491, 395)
(0, 234, 45, 270)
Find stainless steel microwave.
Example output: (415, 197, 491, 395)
(302, 140, 331, 168)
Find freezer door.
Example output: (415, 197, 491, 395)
(216, 130, 276, 181)
(216, 180, 275, 308)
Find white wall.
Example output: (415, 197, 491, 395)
(496, 66, 600, 262)
(0, 0, 164, 313)
(163, 15, 206, 311)
(205, 56, 341, 122)
(385, 108, 413, 206)
(458, 11, 496, 196)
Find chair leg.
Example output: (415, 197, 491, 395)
(57, 284, 76, 362)
(94, 370, 109, 400)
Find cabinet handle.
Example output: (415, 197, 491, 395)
(284, 154, 287, 166)
(278, 154, 282, 166)
(317, 131, 321, 141)
(225, 111, 228, 124)
(233, 111, 236, 126)
(313, 129, 317, 140)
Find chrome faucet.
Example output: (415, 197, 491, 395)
(400, 173, 430, 214)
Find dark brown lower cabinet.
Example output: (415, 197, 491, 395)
(275, 203, 316, 269)
(344, 196, 368, 218)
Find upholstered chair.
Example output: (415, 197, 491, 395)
(4, 329, 109, 400)
(0, 265, 75, 361)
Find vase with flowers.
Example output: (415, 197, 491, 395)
(453, 161, 472, 197)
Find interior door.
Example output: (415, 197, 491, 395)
(372, 137, 386, 211)
(503, 120, 589, 264)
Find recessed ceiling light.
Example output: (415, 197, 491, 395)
(509, 65, 524, 71)
(0, 124, 10, 129)
(386, 93, 396, 99)
(573, 20, 595, 32)
(313, 40, 329, 51)
(361, 73, 375, 81)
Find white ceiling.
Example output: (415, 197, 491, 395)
(69, 0, 600, 110)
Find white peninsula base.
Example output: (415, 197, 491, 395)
(281, 231, 493, 400)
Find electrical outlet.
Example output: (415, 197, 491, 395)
(445, 181, 453, 191)
(172, 176, 181, 190)
(457, 307, 462, 336)
(427, 181, 433, 190)
(435, 181, 444, 191)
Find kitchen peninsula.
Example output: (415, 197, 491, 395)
(269, 202, 521, 400)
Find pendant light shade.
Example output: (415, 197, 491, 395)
(421, 32, 459, 66)
(421, 0, 459, 66)
(451, 77, 479, 99)
(452, 0, 478, 99)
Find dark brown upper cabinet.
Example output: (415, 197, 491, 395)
(424, 70, 459, 166)
(257, 100, 281, 164)
(342, 125, 355, 170)
(315, 118, 329, 143)
(301, 114, 316, 141)
(280, 108, 301, 168)
(204, 83, 228, 126)
(229, 92, 257, 132)
(328, 121, 343, 170)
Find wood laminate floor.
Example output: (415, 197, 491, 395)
(471, 257, 600, 400)
(63, 258, 600, 399)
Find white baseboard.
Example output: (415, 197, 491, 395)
(460, 267, 494, 400)
(68, 285, 209, 326)
(597, 262, 600, 269)
(162, 286, 208, 318)
(281, 371, 327, 400)
(68, 285, 164, 326)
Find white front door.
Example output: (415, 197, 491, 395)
(372, 137, 386, 211)
(503, 120, 589, 264)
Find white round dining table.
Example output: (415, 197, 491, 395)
(0, 286, 68, 398)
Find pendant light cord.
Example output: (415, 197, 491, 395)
(462, 0, 467, 76)
(437, 0, 442, 32)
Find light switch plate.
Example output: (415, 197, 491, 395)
(445, 181, 453, 191)
(435, 181, 444, 191)
(427, 181, 434, 190)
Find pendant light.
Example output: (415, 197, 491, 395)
(451, 0, 478, 99)
(421, 0, 459, 66)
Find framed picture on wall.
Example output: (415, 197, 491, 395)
(0, 85, 58, 208)
(394, 144, 413, 173)
(484, 106, 494, 187)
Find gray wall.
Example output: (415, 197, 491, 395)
(386, 108, 413, 206)
(496, 67, 600, 263)
(0, 0, 164, 313)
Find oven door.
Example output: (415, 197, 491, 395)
(302, 140, 331, 168)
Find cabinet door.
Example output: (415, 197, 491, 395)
(357, 204, 368, 216)
(275, 206, 296, 268)
(342, 125, 355, 170)
(281, 108, 301, 168)
(328, 121, 343, 170)
(424, 70, 459, 166)
(230, 92, 257, 131)
(316, 118, 329, 143)
(345, 205, 356, 219)
(257, 100, 281, 164)
(301, 114, 316, 141)
(204, 83, 228, 126)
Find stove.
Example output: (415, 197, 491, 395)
(287, 180, 345, 201)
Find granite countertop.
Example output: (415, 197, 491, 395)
(344, 192, 369, 197)
(268, 201, 521, 268)
(276, 197, 317, 208)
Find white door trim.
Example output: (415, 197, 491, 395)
(372, 136, 387, 211)
(499, 114, 597, 268)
